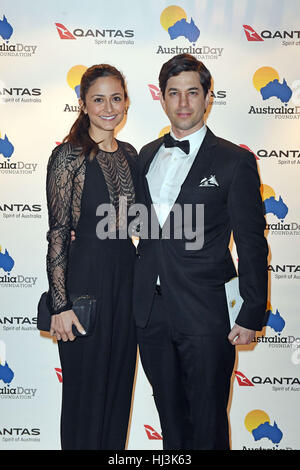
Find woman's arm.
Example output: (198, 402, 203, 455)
(46, 144, 86, 341)
(46, 143, 74, 314)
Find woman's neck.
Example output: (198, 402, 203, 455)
(89, 129, 117, 152)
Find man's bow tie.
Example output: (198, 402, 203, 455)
(163, 133, 190, 155)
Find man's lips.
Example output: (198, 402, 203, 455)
(177, 112, 192, 118)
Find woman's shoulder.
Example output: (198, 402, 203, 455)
(48, 141, 84, 170)
(117, 139, 138, 159)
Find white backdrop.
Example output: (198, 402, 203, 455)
(0, 0, 299, 451)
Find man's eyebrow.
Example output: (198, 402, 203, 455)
(167, 86, 200, 92)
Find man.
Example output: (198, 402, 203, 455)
(133, 54, 268, 450)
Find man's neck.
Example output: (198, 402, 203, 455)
(171, 123, 205, 140)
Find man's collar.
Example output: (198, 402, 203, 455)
(170, 124, 207, 154)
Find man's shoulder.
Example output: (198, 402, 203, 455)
(212, 131, 256, 165)
(137, 136, 164, 169)
(215, 135, 246, 155)
(139, 136, 164, 155)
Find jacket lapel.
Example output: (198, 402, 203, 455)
(179, 127, 219, 190)
(139, 128, 220, 233)
(140, 137, 164, 205)
(158, 127, 219, 232)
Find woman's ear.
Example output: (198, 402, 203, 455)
(79, 98, 86, 114)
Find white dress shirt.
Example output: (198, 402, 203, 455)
(146, 124, 207, 284)
(146, 125, 207, 226)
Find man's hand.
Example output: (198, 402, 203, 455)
(228, 324, 255, 345)
(70, 230, 76, 242)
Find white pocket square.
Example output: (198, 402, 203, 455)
(199, 174, 219, 187)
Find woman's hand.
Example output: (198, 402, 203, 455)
(50, 309, 86, 342)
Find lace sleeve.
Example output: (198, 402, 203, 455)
(46, 143, 83, 314)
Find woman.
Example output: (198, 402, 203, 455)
(46, 64, 138, 450)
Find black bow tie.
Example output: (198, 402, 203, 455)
(163, 133, 190, 155)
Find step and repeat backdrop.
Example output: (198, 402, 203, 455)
(0, 0, 299, 451)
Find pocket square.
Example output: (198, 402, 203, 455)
(199, 174, 219, 187)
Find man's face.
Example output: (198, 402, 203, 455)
(160, 71, 210, 138)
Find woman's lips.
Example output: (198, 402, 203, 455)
(100, 115, 117, 120)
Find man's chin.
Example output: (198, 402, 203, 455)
(172, 120, 202, 134)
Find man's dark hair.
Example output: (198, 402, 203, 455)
(159, 53, 212, 98)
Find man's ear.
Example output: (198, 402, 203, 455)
(159, 91, 166, 112)
(204, 90, 211, 110)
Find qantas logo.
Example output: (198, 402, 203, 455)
(144, 424, 162, 440)
(235, 370, 300, 387)
(243, 25, 263, 41)
(148, 84, 160, 100)
(55, 367, 63, 383)
(235, 371, 254, 386)
(55, 23, 76, 40)
(243, 25, 300, 41)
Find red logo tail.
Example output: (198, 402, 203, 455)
(243, 25, 263, 42)
(144, 425, 162, 440)
(148, 84, 160, 100)
(55, 23, 76, 40)
(55, 367, 63, 383)
(235, 371, 254, 386)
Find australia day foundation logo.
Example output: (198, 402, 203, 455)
(243, 410, 288, 450)
(63, 65, 86, 113)
(0, 340, 37, 400)
(0, 14, 37, 57)
(249, 66, 300, 119)
(0, 131, 37, 174)
(260, 184, 300, 237)
(55, 21, 134, 46)
(0, 340, 14, 386)
(254, 301, 300, 350)
(255, 302, 286, 346)
(156, 5, 224, 60)
(0, 243, 38, 289)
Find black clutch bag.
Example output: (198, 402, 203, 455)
(37, 292, 97, 336)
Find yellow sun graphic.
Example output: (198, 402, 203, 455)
(260, 184, 276, 202)
(159, 125, 171, 137)
(253, 67, 280, 91)
(160, 6, 187, 31)
(245, 410, 270, 433)
(67, 65, 88, 91)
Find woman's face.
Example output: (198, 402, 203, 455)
(81, 75, 127, 137)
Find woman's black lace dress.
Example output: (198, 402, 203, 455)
(46, 140, 138, 450)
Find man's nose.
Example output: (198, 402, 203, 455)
(178, 93, 188, 108)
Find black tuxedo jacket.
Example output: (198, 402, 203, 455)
(133, 127, 268, 335)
